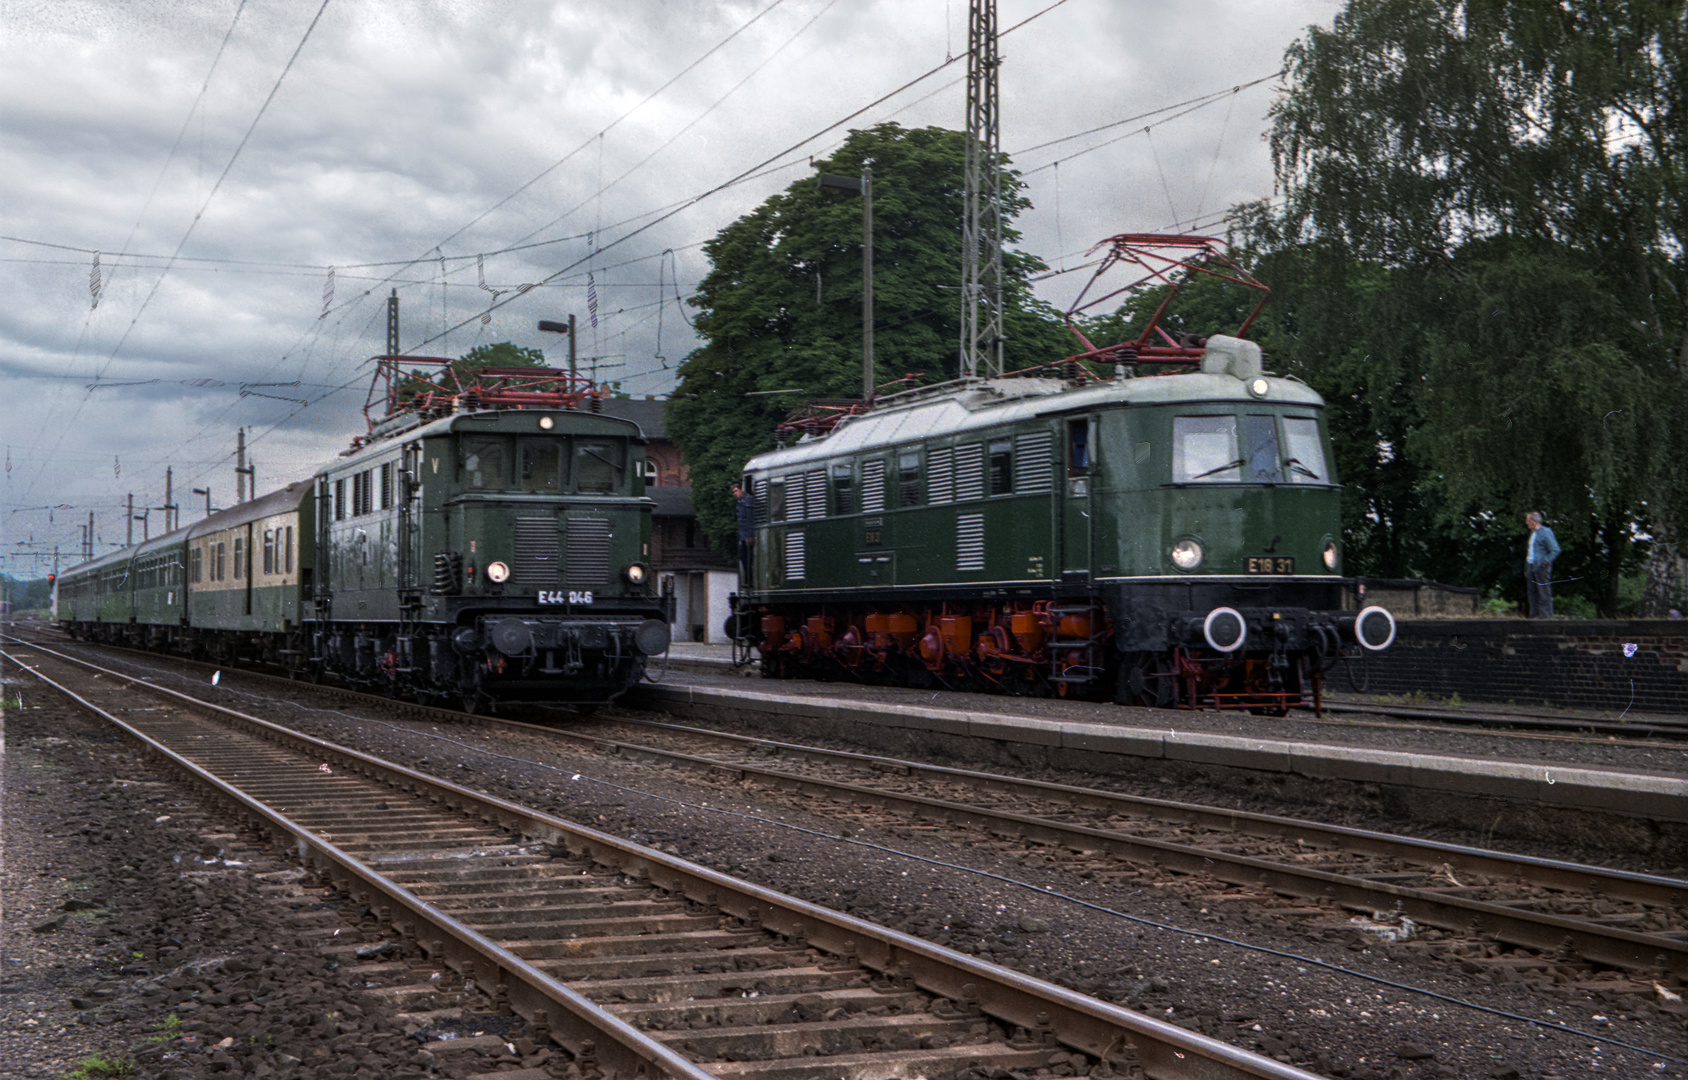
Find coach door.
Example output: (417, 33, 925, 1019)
(1061, 417, 1093, 578)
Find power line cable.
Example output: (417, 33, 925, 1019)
(83, 0, 1079, 519)
(19, 0, 333, 513)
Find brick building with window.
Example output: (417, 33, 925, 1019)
(599, 398, 737, 644)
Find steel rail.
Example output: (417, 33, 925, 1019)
(561, 719, 1688, 979)
(5, 650, 718, 1080)
(18, 632, 1684, 975)
(1315, 699, 1688, 740)
(602, 718, 1688, 911)
(4, 640, 1324, 1080)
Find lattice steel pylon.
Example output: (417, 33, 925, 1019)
(961, 0, 1004, 379)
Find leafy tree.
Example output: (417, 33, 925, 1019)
(669, 123, 1074, 551)
(1240, 0, 1686, 614)
(1, 573, 54, 611)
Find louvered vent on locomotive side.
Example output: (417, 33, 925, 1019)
(928, 446, 955, 504)
(953, 443, 985, 501)
(860, 459, 886, 513)
(1017, 431, 1054, 493)
(956, 513, 985, 571)
(784, 531, 805, 580)
(804, 470, 826, 520)
(512, 517, 559, 585)
(565, 517, 611, 585)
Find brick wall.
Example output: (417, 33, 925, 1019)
(1347, 619, 1688, 714)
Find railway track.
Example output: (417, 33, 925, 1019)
(1311, 695, 1688, 742)
(14, 632, 1686, 983)
(558, 717, 1688, 981)
(3, 637, 1321, 1080)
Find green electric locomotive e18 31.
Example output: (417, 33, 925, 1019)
(55, 360, 670, 709)
(735, 235, 1395, 711)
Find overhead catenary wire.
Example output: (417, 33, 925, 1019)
(16, 0, 1077, 553)
(405, 0, 1084, 353)
(15, 0, 333, 510)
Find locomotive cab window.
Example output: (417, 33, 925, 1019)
(1281, 416, 1329, 484)
(574, 439, 623, 493)
(460, 436, 509, 489)
(769, 479, 788, 523)
(520, 437, 567, 492)
(1244, 414, 1283, 483)
(1172, 416, 1241, 483)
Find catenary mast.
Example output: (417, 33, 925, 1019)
(961, 0, 1003, 379)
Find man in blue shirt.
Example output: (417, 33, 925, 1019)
(733, 483, 754, 582)
(1524, 511, 1561, 618)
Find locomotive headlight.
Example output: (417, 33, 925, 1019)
(623, 562, 649, 586)
(1322, 539, 1339, 570)
(1248, 377, 1270, 398)
(1170, 539, 1204, 570)
(539, 415, 554, 430)
(485, 560, 511, 583)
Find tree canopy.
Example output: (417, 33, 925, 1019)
(668, 123, 1074, 551)
(1235, 0, 1686, 615)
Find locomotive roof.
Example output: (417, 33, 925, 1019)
(361, 406, 645, 453)
(746, 368, 1323, 472)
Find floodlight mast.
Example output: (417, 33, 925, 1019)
(962, 0, 1003, 380)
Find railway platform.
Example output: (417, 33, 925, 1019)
(641, 646, 1687, 825)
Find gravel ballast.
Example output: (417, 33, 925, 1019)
(6, 645, 1687, 1079)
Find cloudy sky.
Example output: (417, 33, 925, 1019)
(0, 0, 1338, 574)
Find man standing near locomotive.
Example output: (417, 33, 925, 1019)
(1524, 511, 1561, 619)
(733, 482, 754, 582)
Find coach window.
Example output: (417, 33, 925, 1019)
(1171, 416, 1241, 483)
(234, 537, 245, 580)
(191, 547, 202, 583)
(263, 529, 275, 574)
(284, 525, 294, 573)
(574, 439, 622, 494)
(1281, 416, 1329, 484)
(832, 463, 854, 515)
(520, 437, 566, 492)
(988, 440, 1013, 496)
(897, 451, 921, 507)
(769, 479, 788, 522)
(216, 542, 226, 581)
